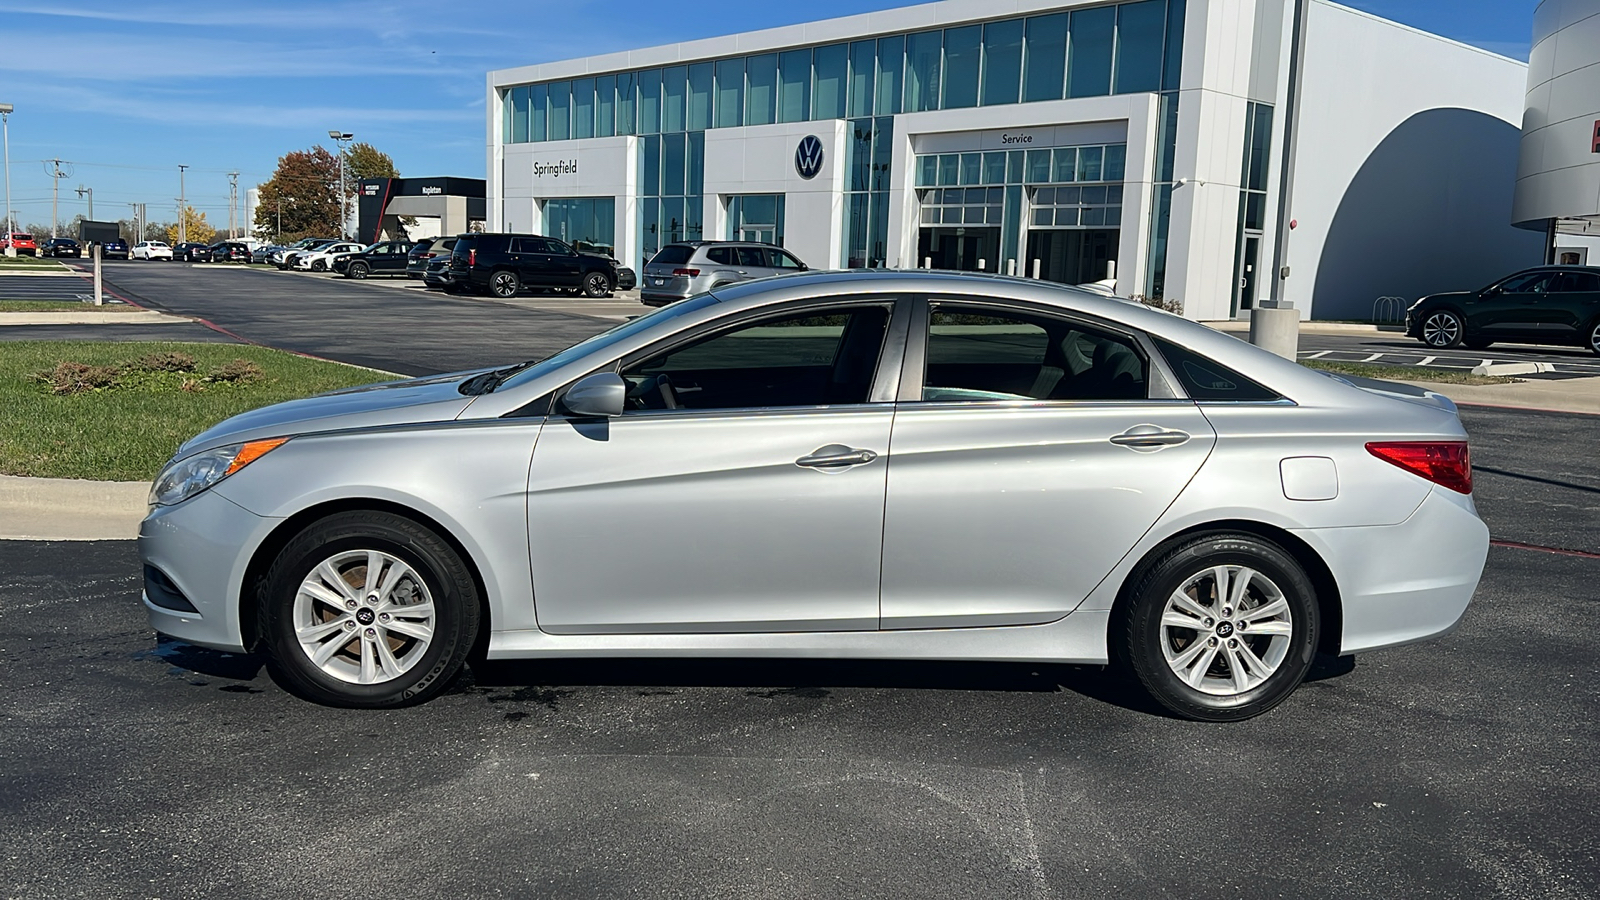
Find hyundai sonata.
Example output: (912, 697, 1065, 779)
(139, 271, 1489, 721)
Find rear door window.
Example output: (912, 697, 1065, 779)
(706, 247, 736, 265)
(736, 247, 767, 268)
(917, 304, 1147, 402)
(1551, 271, 1600, 292)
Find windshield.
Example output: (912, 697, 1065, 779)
(495, 294, 721, 393)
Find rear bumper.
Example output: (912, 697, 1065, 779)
(1292, 486, 1489, 655)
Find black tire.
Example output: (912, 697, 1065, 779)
(489, 269, 520, 298)
(1587, 318, 1600, 357)
(260, 511, 481, 708)
(348, 262, 369, 280)
(582, 271, 612, 298)
(1419, 309, 1465, 348)
(1115, 533, 1319, 722)
(1463, 337, 1493, 351)
(312, 259, 326, 272)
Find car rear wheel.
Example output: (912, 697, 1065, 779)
(583, 272, 612, 298)
(1420, 310, 1464, 348)
(1116, 533, 1318, 722)
(348, 262, 369, 280)
(489, 269, 520, 298)
(260, 511, 480, 708)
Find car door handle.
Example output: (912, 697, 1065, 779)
(1110, 426, 1191, 449)
(796, 445, 879, 468)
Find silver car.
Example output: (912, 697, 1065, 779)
(640, 241, 808, 306)
(139, 271, 1489, 720)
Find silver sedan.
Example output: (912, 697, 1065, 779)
(139, 271, 1489, 720)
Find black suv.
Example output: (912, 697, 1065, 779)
(449, 233, 620, 298)
(335, 240, 415, 278)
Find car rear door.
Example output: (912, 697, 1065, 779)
(525, 297, 908, 634)
(1543, 270, 1600, 338)
(877, 298, 1217, 629)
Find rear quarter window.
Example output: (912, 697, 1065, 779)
(1153, 337, 1281, 402)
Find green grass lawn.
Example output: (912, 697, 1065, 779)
(0, 301, 137, 313)
(0, 341, 388, 481)
(1301, 359, 1515, 386)
(0, 255, 68, 269)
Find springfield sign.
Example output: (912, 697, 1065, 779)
(532, 159, 578, 179)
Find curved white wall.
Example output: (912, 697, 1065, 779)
(1513, 0, 1600, 225)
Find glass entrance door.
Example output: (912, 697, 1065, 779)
(1233, 234, 1261, 313)
(918, 226, 1001, 272)
(1024, 229, 1119, 285)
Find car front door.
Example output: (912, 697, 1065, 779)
(877, 299, 1218, 629)
(1468, 272, 1552, 339)
(543, 239, 584, 286)
(526, 298, 906, 634)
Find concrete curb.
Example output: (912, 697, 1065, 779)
(1204, 320, 1405, 335)
(1399, 376, 1600, 417)
(0, 474, 147, 541)
(0, 309, 193, 325)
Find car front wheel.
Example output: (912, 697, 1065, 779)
(1117, 533, 1318, 722)
(1420, 310, 1465, 348)
(348, 262, 369, 279)
(489, 269, 520, 298)
(583, 272, 612, 298)
(260, 511, 481, 708)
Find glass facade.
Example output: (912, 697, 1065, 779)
(844, 117, 895, 268)
(727, 194, 786, 245)
(502, 0, 1186, 143)
(544, 198, 616, 257)
(638, 132, 706, 270)
(1231, 102, 1274, 313)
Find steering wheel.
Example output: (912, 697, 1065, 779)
(625, 373, 680, 410)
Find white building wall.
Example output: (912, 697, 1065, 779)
(1282, 1, 1541, 319)
(704, 120, 849, 268)
(1513, 0, 1600, 225)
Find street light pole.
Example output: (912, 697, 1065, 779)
(76, 185, 93, 221)
(0, 102, 12, 255)
(177, 164, 188, 244)
(329, 130, 353, 240)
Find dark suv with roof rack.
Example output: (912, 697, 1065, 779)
(640, 241, 807, 307)
(449, 233, 624, 298)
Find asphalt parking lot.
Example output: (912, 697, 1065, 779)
(2, 403, 1597, 899)
(1295, 330, 1600, 377)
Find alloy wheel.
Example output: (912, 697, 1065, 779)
(584, 273, 609, 298)
(1589, 320, 1600, 356)
(1422, 311, 1462, 347)
(492, 272, 518, 297)
(1158, 564, 1294, 696)
(351, 263, 368, 279)
(292, 549, 436, 685)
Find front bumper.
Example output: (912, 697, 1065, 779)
(139, 488, 282, 653)
(1294, 486, 1489, 654)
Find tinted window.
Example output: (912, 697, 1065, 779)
(768, 249, 805, 269)
(621, 306, 892, 411)
(1551, 271, 1600, 292)
(736, 247, 767, 268)
(1152, 338, 1280, 402)
(920, 305, 1146, 402)
(1496, 272, 1552, 293)
(650, 244, 695, 265)
(706, 247, 736, 265)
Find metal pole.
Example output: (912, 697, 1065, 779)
(92, 242, 103, 306)
(76, 185, 92, 221)
(177, 164, 188, 245)
(0, 104, 12, 255)
(50, 157, 62, 238)
(338, 149, 346, 239)
(228, 171, 239, 238)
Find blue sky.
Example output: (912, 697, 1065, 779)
(0, 0, 1539, 234)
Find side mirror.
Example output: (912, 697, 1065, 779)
(561, 372, 626, 418)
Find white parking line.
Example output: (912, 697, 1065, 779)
(1419, 356, 1436, 365)
(1304, 350, 1331, 359)
(1361, 353, 1383, 362)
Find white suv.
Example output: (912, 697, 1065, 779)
(132, 241, 173, 261)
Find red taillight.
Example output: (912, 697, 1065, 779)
(672, 268, 700, 277)
(1366, 441, 1471, 494)
(423, 252, 436, 259)
(468, 249, 476, 266)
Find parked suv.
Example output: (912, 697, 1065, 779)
(1406, 266, 1600, 356)
(1, 232, 37, 255)
(173, 242, 213, 262)
(640, 241, 807, 306)
(406, 237, 456, 279)
(449, 233, 620, 298)
(335, 240, 415, 278)
(209, 241, 252, 263)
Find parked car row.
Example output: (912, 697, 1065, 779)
(26, 236, 129, 259)
(427, 232, 638, 299)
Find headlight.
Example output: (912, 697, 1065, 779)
(149, 437, 288, 507)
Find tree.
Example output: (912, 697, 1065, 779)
(346, 142, 399, 182)
(253, 146, 342, 242)
(166, 206, 215, 245)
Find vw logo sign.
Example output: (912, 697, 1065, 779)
(795, 135, 824, 180)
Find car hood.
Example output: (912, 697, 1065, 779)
(1419, 290, 1473, 305)
(176, 368, 492, 458)
(578, 252, 616, 264)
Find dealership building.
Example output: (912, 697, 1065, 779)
(487, 0, 1540, 320)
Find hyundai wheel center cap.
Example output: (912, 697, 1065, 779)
(1216, 621, 1234, 638)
